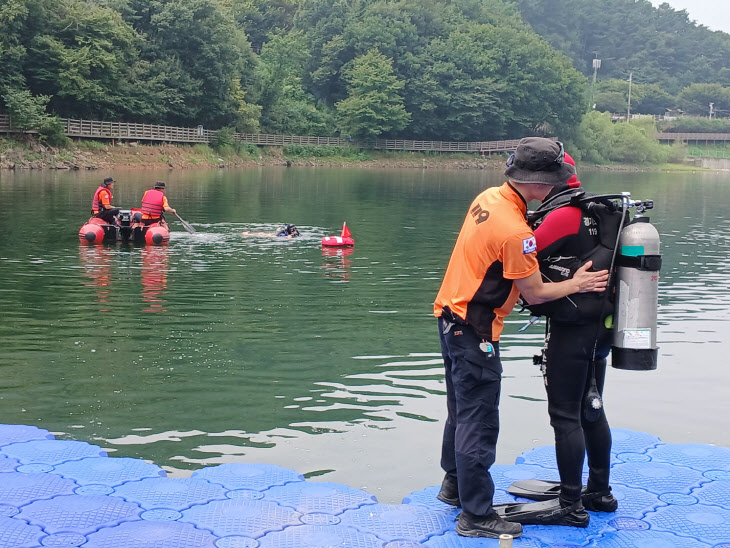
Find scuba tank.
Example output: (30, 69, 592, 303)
(523, 192, 661, 372)
(611, 198, 661, 371)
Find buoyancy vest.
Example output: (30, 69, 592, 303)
(526, 190, 626, 324)
(141, 189, 165, 218)
(91, 186, 112, 214)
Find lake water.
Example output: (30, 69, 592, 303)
(0, 166, 728, 503)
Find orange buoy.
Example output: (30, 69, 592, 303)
(322, 221, 354, 247)
(321, 235, 354, 247)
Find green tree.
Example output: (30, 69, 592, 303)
(232, 0, 298, 48)
(632, 84, 674, 116)
(0, 0, 30, 90)
(405, 31, 507, 140)
(230, 78, 261, 133)
(594, 79, 675, 115)
(677, 83, 730, 117)
(147, 0, 253, 127)
(335, 49, 410, 139)
(572, 111, 616, 163)
(594, 91, 627, 114)
(608, 118, 665, 163)
(572, 111, 667, 164)
(1, 86, 50, 130)
(22, 0, 141, 119)
(256, 30, 333, 135)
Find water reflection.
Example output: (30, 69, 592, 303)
(78, 245, 114, 311)
(321, 246, 353, 282)
(3, 169, 730, 503)
(140, 246, 169, 313)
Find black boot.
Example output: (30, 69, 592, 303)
(555, 498, 590, 527)
(436, 474, 460, 506)
(583, 488, 618, 512)
(456, 510, 523, 538)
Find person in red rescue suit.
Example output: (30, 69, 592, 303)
(91, 177, 120, 224)
(527, 152, 620, 518)
(134, 181, 176, 225)
(432, 137, 609, 539)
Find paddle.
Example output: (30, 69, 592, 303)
(173, 212, 196, 234)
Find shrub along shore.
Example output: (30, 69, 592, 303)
(0, 137, 710, 172)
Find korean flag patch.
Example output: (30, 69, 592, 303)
(522, 236, 537, 254)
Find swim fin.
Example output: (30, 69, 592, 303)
(508, 480, 619, 512)
(507, 479, 563, 501)
(494, 498, 589, 527)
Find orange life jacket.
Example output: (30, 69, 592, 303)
(141, 189, 165, 218)
(91, 186, 112, 214)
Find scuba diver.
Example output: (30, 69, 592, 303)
(241, 224, 301, 238)
(276, 224, 300, 238)
(493, 153, 624, 527)
(91, 177, 121, 224)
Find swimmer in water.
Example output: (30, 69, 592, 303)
(241, 224, 301, 238)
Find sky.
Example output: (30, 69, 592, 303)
(649, 0, 730, 34)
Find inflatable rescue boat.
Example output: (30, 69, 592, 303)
(79, 209, 170, 246)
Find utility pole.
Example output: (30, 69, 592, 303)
(709, 102, 714, 119)
(627, 71, 633, 122)
(591, 58, 601, 110)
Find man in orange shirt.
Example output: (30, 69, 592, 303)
(135, 181, 176, 225)
(91, 177, 120, 224)
(433, 137, 609, 538)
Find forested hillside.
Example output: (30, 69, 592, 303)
(1, 0, 728, 142)
(513, 0, 730, 93)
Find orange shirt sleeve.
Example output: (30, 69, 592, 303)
(501, 231, 539, 280)
(162, 196, 170, 210)
(100, 189, 112, 208)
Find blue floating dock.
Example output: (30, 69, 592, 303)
(2, 424, 730, 547)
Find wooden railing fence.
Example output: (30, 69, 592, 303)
(0, 113, 529, 153)
(4, 113, 729, 150)
(656, 132, 730, 143)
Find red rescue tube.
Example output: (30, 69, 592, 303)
(321, 236, 354, 247)
(79, 222, 105, 244)
(145, 224, 170, 246)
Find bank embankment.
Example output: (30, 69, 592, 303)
(0, 138, 712, 172)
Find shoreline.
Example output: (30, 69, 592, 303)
(0, 139, 714, 172)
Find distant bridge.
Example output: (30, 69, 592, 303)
(0, 113, 528, 154)
(656, 132, 730, 143)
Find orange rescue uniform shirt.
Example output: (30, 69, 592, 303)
(434, 182, 539, 341)
(99, 189, 112, 208)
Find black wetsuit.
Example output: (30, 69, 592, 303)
(532, 191, 621, 502)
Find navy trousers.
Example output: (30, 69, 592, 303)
(439, 318, 502, 517)
(94, 207, 120, 224)
(545, 321, 612, 502)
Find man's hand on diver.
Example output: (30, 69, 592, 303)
(572, 261, 609, 293)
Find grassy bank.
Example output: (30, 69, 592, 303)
(0, 137, 511, 170)
(0, 137, 712, 172)
(686, 143, 730, 159)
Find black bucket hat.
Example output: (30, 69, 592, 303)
(504, 137, 576, 186)
(102, 177, 115, 186)
(154, 181, 166, 189)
